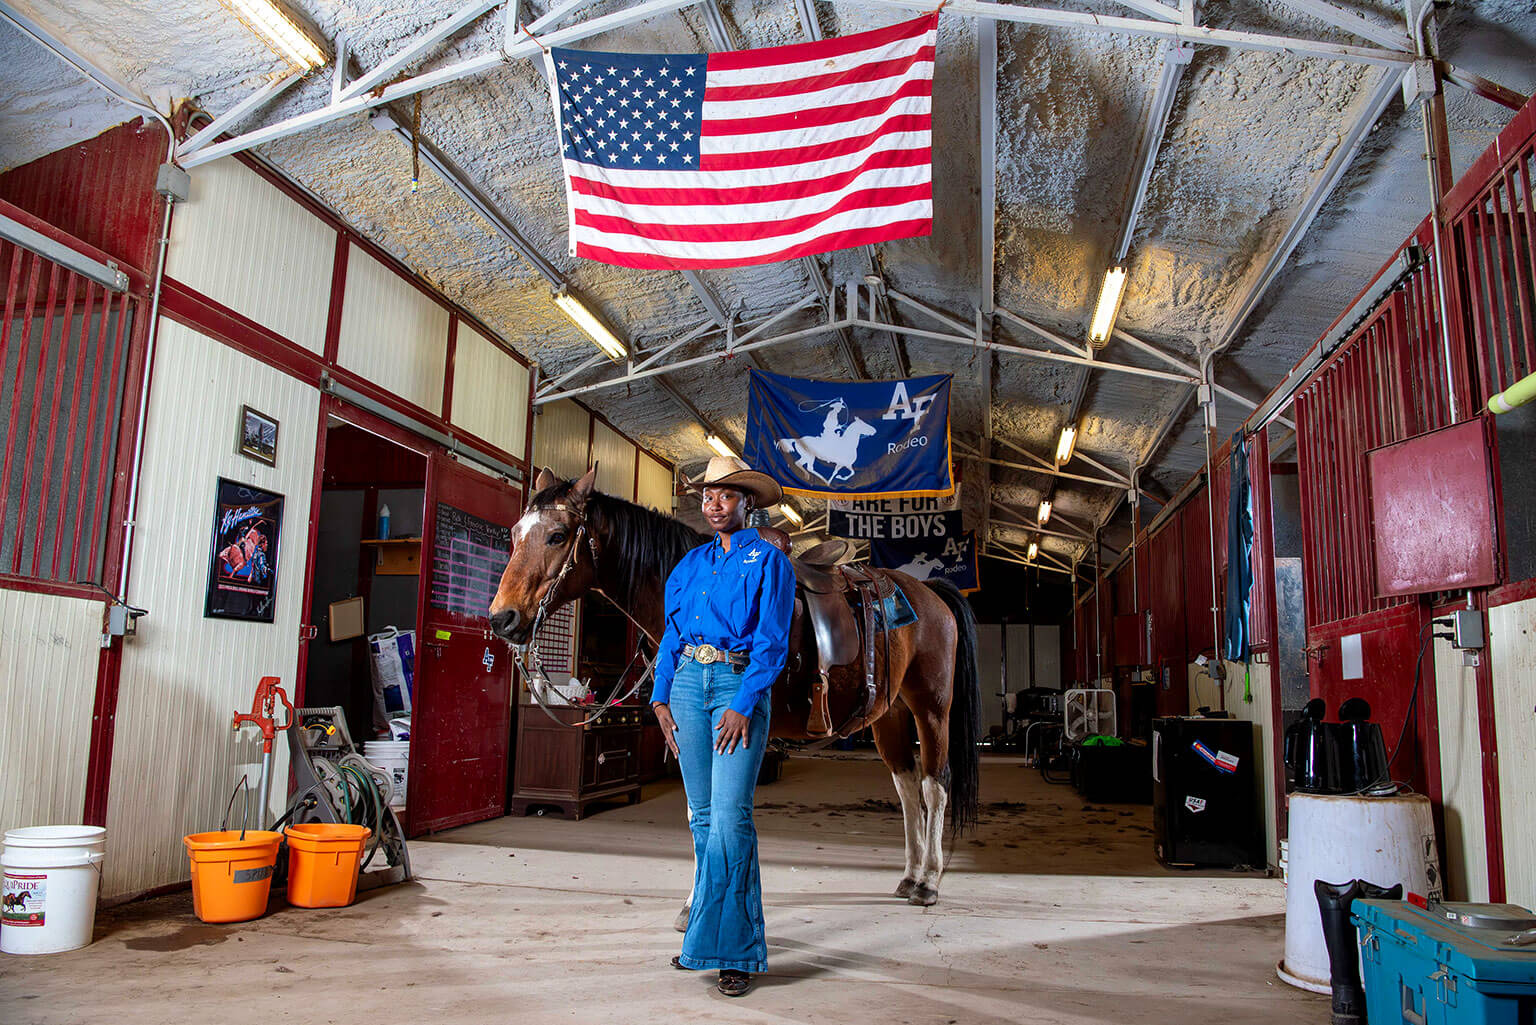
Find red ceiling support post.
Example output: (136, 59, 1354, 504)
(322, 234, 348, 366)
(293, 397, 334, 710)
(1474, 640, 1507, 902)
(442, 314, 458, 422)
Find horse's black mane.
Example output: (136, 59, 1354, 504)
(530, 479, 705, 607)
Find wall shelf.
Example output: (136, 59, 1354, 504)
(361, 537, 422, 575)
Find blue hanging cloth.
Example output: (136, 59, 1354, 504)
(1224, 431, 1254, 661)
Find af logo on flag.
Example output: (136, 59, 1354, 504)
(745, 369, 953, 499)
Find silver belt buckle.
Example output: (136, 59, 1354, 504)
(694, 643, 719, 664)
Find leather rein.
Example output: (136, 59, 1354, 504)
(509, 502, 660, 729)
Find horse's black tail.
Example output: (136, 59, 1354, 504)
(924, 578, 980, 834)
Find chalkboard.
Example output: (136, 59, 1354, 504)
(429, 502, 512, 618)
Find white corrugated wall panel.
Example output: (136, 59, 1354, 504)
(1491, 597, 1536, 909)
(636, 453, 673, 514)
(1435, 636, 1489, 901)
(336, 247, 448, 414)
(165, 158, 334, 353)
(591, 420, 635, 500)
(103, 319, 319, 900)
(0, 590, 105, 831)
(450, 322, 529, 458)
(533, 399, 591, 481)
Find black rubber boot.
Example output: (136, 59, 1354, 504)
(1315, 879, 1365, 1025)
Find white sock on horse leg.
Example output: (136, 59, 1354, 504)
(919, 775, 948, 886)
(891, 769, 925, 881)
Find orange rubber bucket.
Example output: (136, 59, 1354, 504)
(183, 830, 283, 923)
(283, 824, 371, 908)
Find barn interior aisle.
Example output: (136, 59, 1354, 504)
(3, 755, 1307, 1024)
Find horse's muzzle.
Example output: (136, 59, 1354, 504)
(489, 608, 523, 642)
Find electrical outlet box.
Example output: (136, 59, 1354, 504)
(1452, 609, 1485, 650)
(155, 163, 190, 202)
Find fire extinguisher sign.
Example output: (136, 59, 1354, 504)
(2, 872, 46, 927)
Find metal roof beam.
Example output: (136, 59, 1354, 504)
(338, 0, 506, 102)
(178, 70, 304, 158)
(853, 0, 1415, 66)
(181, 0, 706, 168)
(1269, 0, 1412, 51)
(1113, 327, 1295, 430)
(1114, 41, 1192, 262)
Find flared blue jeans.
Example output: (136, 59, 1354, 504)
(669, 658, 770, 973)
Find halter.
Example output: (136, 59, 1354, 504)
(510, 501, 660, 729)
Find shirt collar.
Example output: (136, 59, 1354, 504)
(713, 527, 759, 551)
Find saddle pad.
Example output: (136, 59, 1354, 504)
(878, 585, 917, 631)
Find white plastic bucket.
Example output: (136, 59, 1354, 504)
(2, 826, 106, 955)
(1278, 793, 1441, 993)
(362, 743, 410, 810)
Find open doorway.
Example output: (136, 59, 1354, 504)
(303, 418, 428, 746)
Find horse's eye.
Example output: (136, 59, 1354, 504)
(546, 532, 567, 546)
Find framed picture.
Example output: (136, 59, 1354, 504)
(238, 405, 279, 466)
(205, 478, 284, 622)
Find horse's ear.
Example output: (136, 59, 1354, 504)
(571, 465, 599, 507)
(534, 466, 558, 493)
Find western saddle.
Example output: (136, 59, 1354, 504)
(756, 528, 899, 738)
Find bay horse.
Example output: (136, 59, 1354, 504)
(489, 467, 980, 910)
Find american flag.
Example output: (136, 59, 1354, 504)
(547, 13, 938, 269)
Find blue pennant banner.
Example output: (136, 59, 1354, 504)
(744, 369, 953, 499)
(870, 529, 980, 594)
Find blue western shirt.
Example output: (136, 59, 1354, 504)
(650, 527, 796, 718)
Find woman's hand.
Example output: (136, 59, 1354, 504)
(652, 702, 680, 759)
(715, 709, 750, 754)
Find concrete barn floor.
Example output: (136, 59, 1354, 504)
(2, 754, 1323, 1024)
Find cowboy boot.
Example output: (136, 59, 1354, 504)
(1315, 879, 1366, 1025)
(806, 669, 834, 737)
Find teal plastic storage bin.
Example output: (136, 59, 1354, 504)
(1353, 899, 1536, 1025)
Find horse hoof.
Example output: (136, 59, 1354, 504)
(673, 906, 691, 933)
(907, 884, 939, 907)
(894, 878, 918, 898)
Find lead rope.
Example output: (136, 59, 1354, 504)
(511, 518, 662, 729)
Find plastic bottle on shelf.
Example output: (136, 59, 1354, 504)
(377, 503, 391, 541)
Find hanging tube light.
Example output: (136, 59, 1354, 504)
(220, 0, 328, 71)
(1088, 265, 1128, 347)
(779, 504, 803, 527)
(1027, 540, 1039, 561)
(1037, 499, 1052, 526)
(553, 288, 627, 361)
(1055, 423, 1078, 465)
(706, 435, 735, 459)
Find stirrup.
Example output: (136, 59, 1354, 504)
(806, 671, 834, 737)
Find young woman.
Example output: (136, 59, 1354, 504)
(649, 455, 795, 997)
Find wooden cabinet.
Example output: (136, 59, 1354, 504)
(510, 705, 643, 818)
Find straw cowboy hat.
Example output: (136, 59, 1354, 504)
(689, 455, 783, 509)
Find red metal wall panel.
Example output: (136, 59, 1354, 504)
(0, 119, 164, 275)
(1182, 490, 1216, 659)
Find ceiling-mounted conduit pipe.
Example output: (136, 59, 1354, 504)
(0, 2, 175, 165)
(1199, 356, 1225, 711)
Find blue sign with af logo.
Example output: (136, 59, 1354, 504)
(745, 369, 954, 499)
(871, 530, 980, 594)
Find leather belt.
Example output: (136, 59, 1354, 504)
(682, 643, 749, 667)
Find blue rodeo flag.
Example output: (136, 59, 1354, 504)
(871, 529, 980, 594)
(745, 369, 953, 499)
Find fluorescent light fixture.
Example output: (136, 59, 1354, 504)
(1055, 423, 1078, 465)
(779, 505, 803, 527)
(1088, 265, 1128, 347)
(1027, 540, 1039, 561)
(706, 435, 735, 459)
(1037, 499, 1052, 526)
(221, 0, 328, 71)
(553, 288, 627, 361)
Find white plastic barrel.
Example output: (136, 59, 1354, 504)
(362, 742, 410, 810)
(1278, 793, 1441, 993)
(1, 826, 107, 955)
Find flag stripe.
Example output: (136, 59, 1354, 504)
(704, 77, 932, 137)
(575, 184, 932, 240)
(700, 113, 930, 170)
(703, 56, 933, 121)
(568, 146, 930, 206)
(573, 200, 932, 258)
(704, 12, 937, 72)
(574, 219, 933, 269)
(702, 46, 935, 104)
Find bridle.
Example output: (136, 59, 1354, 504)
(509, 500, 660, 729)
